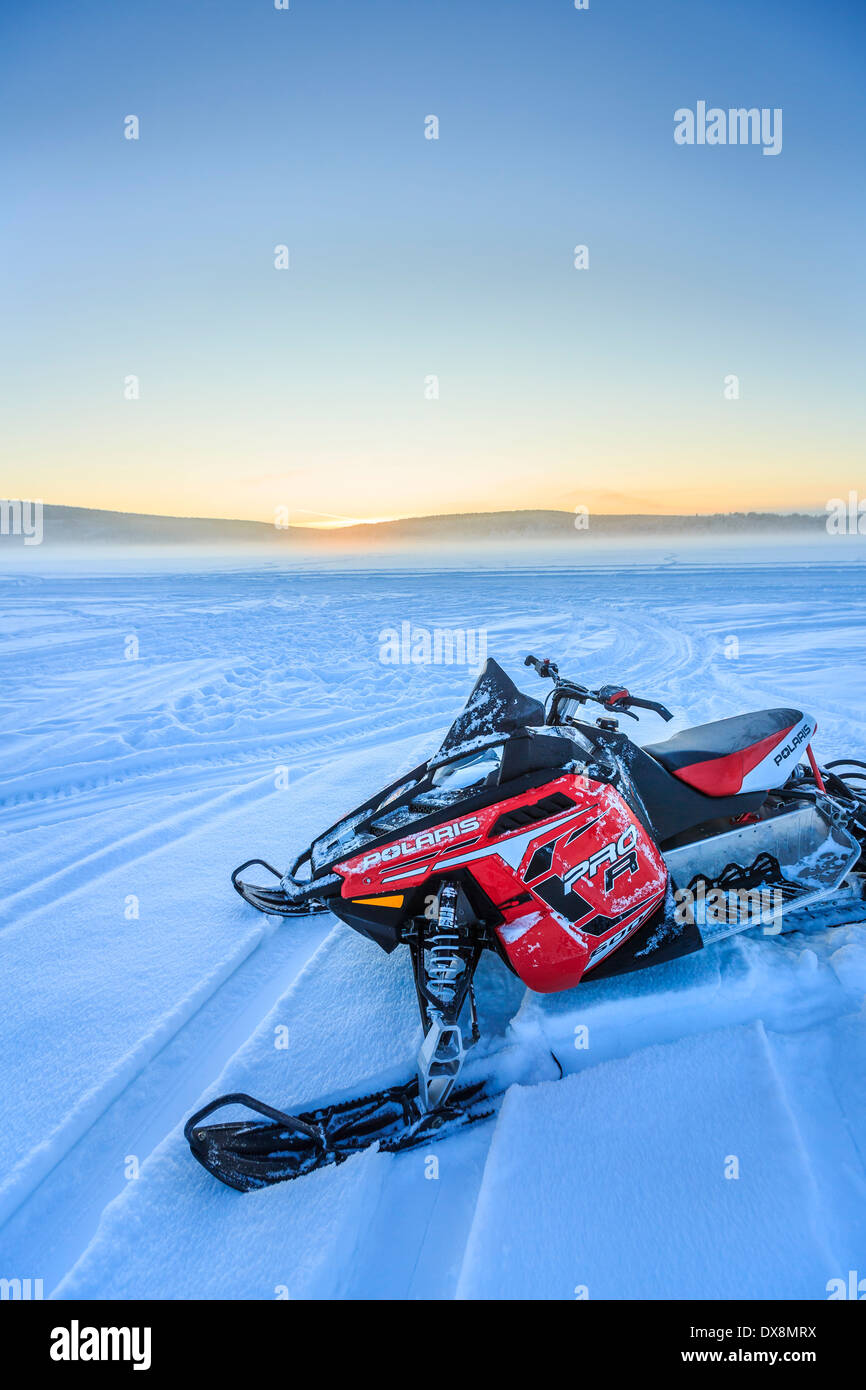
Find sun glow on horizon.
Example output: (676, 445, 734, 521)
(290, 511, 402, 529)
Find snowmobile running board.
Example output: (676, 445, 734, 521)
(662, 803, 860, 943)
(185, 1078, 497, 1191)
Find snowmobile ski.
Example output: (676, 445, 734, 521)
(185, 1077, 498, 1191)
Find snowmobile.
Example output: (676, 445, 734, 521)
(186, 657, 866, 1190)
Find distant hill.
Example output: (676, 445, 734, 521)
(4, 504, 830, 551)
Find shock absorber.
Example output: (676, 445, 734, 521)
(425, 882, 465, 1007)
(412, 880, 482, 1111)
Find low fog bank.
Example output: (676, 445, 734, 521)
(1, 505, 862, 573)
(2, 534, 864, 577)
(3, 503, 861, 567)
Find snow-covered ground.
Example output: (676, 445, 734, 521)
(1, 558, 865, 1299)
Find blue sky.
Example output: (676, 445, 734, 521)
(2, 0, 863, 521)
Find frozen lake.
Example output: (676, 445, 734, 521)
(1, 559, 865, 1298)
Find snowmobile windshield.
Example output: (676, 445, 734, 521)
(310, 663, 541, 872)
(311, 746, 504, 868)
(430, 658, 544, 766)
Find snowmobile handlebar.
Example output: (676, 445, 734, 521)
(524, 655, 673, 723)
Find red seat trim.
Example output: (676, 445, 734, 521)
(671, 725, 795, 797)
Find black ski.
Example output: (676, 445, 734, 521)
(185, 1077, 498, 1192)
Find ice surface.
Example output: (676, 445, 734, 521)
(1, 559, 864, 1298)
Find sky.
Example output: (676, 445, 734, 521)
(1, 0, 864, 524)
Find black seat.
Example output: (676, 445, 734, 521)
(645, 708, 803, 773)
(644, 707, 804, 797)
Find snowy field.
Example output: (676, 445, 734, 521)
(2, 558, 866, 1300)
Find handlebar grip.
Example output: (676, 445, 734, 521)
(594, 684, 673, 721)
(627, 696, 674, 722)
(524, 654, 559, 679)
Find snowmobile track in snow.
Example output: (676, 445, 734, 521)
(2, 562, 866, 1298)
